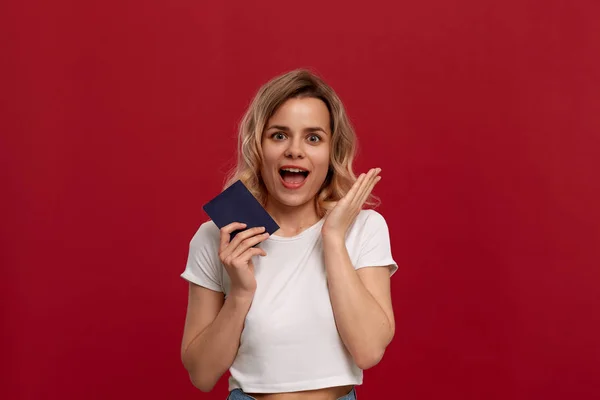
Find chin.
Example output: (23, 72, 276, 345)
(268, 188, 319, 209)
(275, 194, 314, 208)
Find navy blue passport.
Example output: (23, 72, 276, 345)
(202, 180, 280, 242)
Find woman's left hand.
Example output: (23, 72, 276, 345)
(321, 168, 382, 241)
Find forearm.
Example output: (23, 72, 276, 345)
(182, 295, 252, 391)
(323, 237, 393, 369)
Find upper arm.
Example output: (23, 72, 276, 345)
(354, 210, 397, 340)
(357, 266, 395, 341)
(180, 222, 225, 360)
(181, 282, 225, 361)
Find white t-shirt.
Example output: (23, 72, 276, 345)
(181, 209, 397, 393)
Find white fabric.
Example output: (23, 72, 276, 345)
(181, 209, 397, 393)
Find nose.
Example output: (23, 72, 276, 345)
(284, 137, 305, 159)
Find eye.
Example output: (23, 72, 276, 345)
(307, 134, 322, 143)
(271, 132, 286, 140)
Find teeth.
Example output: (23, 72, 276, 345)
(281, 168, 306, 173)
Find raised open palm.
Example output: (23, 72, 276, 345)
(321, 168, 381, 240)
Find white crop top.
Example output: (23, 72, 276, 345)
(181, 209, 397, 393)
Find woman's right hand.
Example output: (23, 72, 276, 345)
(218, 222, 269, 299)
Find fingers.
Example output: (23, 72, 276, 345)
(244, 246, 267, 259)
(225, 245, 267, 269)
(229, 231, 270, 260)
(345, 171, 367, 204)
(219, 222, 247, 250)
(355, 168, 381, 206)
(219, 224, 269, 261)
(350, 168, 381, 207)
(359, 175, 381, 206)
(223, 237, 268, 271)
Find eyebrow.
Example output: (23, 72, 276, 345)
(265, 125, 328, 134)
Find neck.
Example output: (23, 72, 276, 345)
(265, 197, 321, 237)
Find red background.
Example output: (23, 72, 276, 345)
(2, 0, 599, 399)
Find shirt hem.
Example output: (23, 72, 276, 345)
(180, 271, 222, 292)
(355, 259, 398, 276)
(229, 374, 362, 393)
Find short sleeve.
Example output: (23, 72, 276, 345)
(355, 210, 398, 276)
(180, 221, 224, 292)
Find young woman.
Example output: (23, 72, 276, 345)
(180, 69, 397, 400)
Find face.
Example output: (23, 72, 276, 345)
(260, 97, 331, 211)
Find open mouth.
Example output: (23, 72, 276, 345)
(279, 167, 309, 188)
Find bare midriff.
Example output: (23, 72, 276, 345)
(247, 385, 354, 400)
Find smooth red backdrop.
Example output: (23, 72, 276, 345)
(2, 0, 599, 399)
